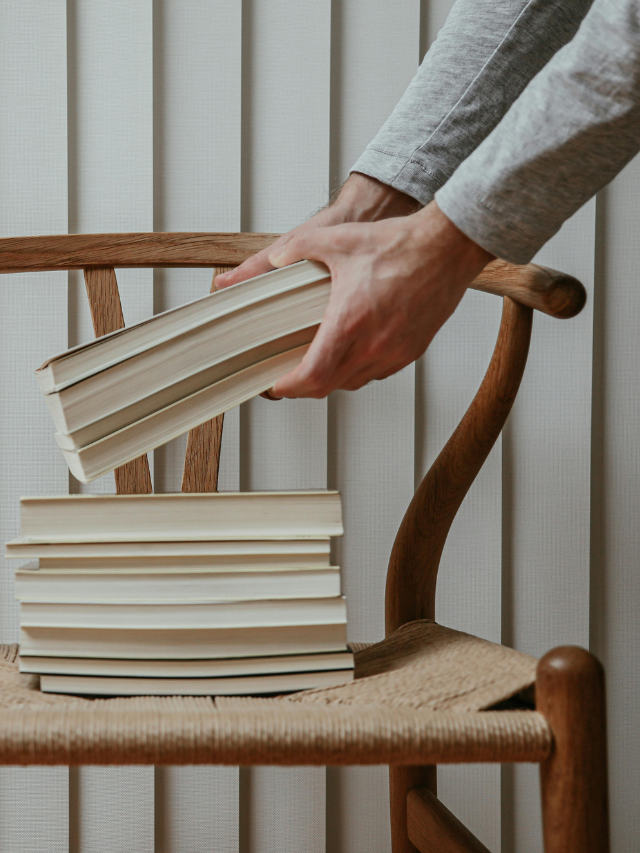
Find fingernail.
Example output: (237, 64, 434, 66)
(262, 387, 283, 401)
(268, 252, 284, 267)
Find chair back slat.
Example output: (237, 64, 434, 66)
(181, 417, 225, 492)
(181, 265, 234, 492)
(83, 267, 152, 495)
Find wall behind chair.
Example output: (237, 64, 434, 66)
(0, 2, 634, 851)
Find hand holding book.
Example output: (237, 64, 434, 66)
(217, 175, 493, 400)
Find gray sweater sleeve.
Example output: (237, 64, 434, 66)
(351, 0, 592, 206)
(436, 0, 640, 263)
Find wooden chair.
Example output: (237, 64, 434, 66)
(0, 233, 608, 853)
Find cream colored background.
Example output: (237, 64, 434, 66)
(0, 2, 634, 851)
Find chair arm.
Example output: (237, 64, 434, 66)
(471, 260, 586, 320)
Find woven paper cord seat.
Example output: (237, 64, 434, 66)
(0, 621, 550, 766)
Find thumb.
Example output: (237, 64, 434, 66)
(268, 229, 331, 268)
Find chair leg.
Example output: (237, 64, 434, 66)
(536, 646, 609, 853)
(389, 765, 436, 853)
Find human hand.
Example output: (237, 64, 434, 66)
(266, 201, 494, 398)
(214, 173, 420, 290)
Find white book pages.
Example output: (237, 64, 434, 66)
(45, 319, 322, 438)
(15, 567, 341, 602)
(44, 280, 328, 435)
(19, 622, 348, 659)
(36, 260, 329, 393)
(57, 344, 310, 482)
(20, 650, 354, 677)
(5, 538, 331, 565)
(18, 491, 342, 542)
(39, 668, 354, 696)
(20, 596, 347, 629)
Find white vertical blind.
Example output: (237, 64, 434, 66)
(327, 3, 420, 850)
(238, 2, 331, 851)
(589, 165, 640, 853)
(65, 2, 156, 850)
(151, 2, 242, 851)
(0, 2, 69, 851)
(0, 2, 636, 852)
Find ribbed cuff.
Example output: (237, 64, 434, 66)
(435, 182, 544, 265)
(350, 147, 443, 208)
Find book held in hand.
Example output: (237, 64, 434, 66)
(36, 261, 331, 482)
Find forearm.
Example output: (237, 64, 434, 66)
(437, 0, 640, 263)
(352, 0, 592, 206)
(329, 173, 421, 222)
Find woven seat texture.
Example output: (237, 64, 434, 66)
(0, 620, 551, 766)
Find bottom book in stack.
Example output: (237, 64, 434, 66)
(7, 491, 354, 696)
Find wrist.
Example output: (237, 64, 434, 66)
(331, 172, 421, 223)
(411, 200, 495, 275)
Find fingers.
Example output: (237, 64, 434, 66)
(260, 388, 283, 401)
(214, 247, 276, 289)
(269, 227, 335, 269)
(217, 224, 335, 287)
(271, 318, 354, 398)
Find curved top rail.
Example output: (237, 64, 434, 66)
(0, 233, 586, 320)
(471, 259, 586, 319)
(0, 233, 279, 272)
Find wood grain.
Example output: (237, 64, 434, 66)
(0, 233, 278, 271)
(472, 260, 586, 319)
(390, 766, 436, 853)
(407, 786, 491, 853)
(385, 297, 533, 634)
(0, 235, 586, 323)
(83, 267, 152, 495)
(537, 646, 609, 853)
(180, 266, 232, 493)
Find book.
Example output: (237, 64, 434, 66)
(13, 485, 352, 697)
(5, 538, 331, 566)
(20, 650, 354, 677)
(39, 668, 353, 696)
(36, 260, 330, 394)
(56, 345, 310, 482)
(17, 492, 343, 542)
(20, 596, 347, 630)
(19, 622, 348, 659)
(45, 326, 317, 442)
(15, 564, 341, 602)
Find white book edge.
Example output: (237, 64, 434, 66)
(20, 596, 348, 629)
(5, 537, 332, 563)
(18, 491, 342, 542)
(15, 567, 342, 603)
(20, 650, 354, 677)
(39, 668, 354, 696)
(46, 319, 321, 439)
(58, 344, 309, 482)
(19, 622, 348, 659)
(36, 261, 329, 393)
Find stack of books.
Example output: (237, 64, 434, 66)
(36, 261, 331, 483)
(7, 491, 353, 696)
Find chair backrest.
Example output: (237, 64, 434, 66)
(0, 232, 586, 632)
(0, 232, 277, 494)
